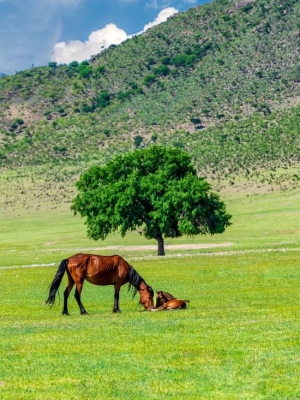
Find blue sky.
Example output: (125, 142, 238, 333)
(0, 0, 211, 75)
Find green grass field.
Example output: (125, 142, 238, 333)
(1, 189, 300, 399)
(1, 252, 300, 399)
(1, 188, 300, 266)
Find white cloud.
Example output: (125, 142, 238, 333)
(143, 7, 178, 31)
(51, 7, 178, 65)
(51, 24, 128, 64)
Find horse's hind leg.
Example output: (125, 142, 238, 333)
(113, 284, 121, 313)
(74, 282, 89, 315)
(63, 274, 74, 315)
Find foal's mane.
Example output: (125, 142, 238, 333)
(162, 291, 175, 300)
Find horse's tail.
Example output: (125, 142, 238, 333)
(45, 259, 68, 306)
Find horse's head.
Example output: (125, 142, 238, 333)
(156, 290, 173, 307)
(156, 290, 165, 307)
(139, 283, 154, 310)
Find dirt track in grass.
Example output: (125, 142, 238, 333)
(95, 243, 233, 251)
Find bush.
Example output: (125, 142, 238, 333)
(172, 53, 196, 68)
(133, 135, 143, 148)
(77, 62, 92, 78)
(94, 91, 110, 108)
(53, 145, 67, 153)
(143, 75, 156, 86)
(14, 118, 24, 125)
(153, 65, 170, 77)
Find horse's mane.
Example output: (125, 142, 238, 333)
(127, 265, 145, 298)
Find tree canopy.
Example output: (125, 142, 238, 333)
(71, 146, 232, 255)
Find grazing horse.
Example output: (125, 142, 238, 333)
(151, 299, 188, 311)
(45, 253, 154, 314)
(156, 290, 190, 308)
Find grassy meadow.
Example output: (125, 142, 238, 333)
(1, 185, 300, 266)
(1, 187, 300, 399)
(1, 251, 300, 399)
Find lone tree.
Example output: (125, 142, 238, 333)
(71, 146, 231, 256)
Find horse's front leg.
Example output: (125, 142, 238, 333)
(113, 284, 121, 313)
(74, 282, 89, 315)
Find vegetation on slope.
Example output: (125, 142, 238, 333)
(0, 0, 299, 183)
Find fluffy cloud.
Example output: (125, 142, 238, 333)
(51, 7, 178, 64)
(143, 7, 177, 31)
(51, 24, 127, 64)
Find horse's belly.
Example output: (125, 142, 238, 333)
(85, 275, 114, 286)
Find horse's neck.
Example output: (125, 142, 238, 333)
(128, 266, 143, 291)
(162, 294, 169, 302)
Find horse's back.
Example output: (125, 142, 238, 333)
(161, 299, 187, 310)
(69, 252, 124, 262)
(68, 253, 128, 268)
(67, 253, 130, 286)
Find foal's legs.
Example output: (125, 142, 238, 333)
(113, 284, 121, 313)
(74, 281, 89, 315)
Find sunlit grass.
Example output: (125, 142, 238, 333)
(1, 177, 300, 398)
(1, 251, 300, 399)
(1, 188, 300, 267)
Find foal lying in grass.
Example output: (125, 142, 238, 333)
(152, 290, 190, 311)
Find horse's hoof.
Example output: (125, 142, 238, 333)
(113, 309, 121, 313)
(81, 311, 89, 315)
(62, 312, 70, 316)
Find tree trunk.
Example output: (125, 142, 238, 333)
(156, 233, 165, 256)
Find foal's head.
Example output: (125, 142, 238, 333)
(156, 290, 175, 307)
(156, 290, 167, 307)
(139, 283, 154, 310)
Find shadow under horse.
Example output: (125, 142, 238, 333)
(45, 253, 154, 314)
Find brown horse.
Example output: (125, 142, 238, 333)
(151, 299, 188, 311)
(156, 290, 190, 308)
(45, 253, 154, 314)
(156, 290, 176, 307)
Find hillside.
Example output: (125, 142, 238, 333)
(0, 0, 299, 211)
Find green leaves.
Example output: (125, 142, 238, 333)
(71, 146, 231, 254)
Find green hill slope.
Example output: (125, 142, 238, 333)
(0, 0, 299, 208)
